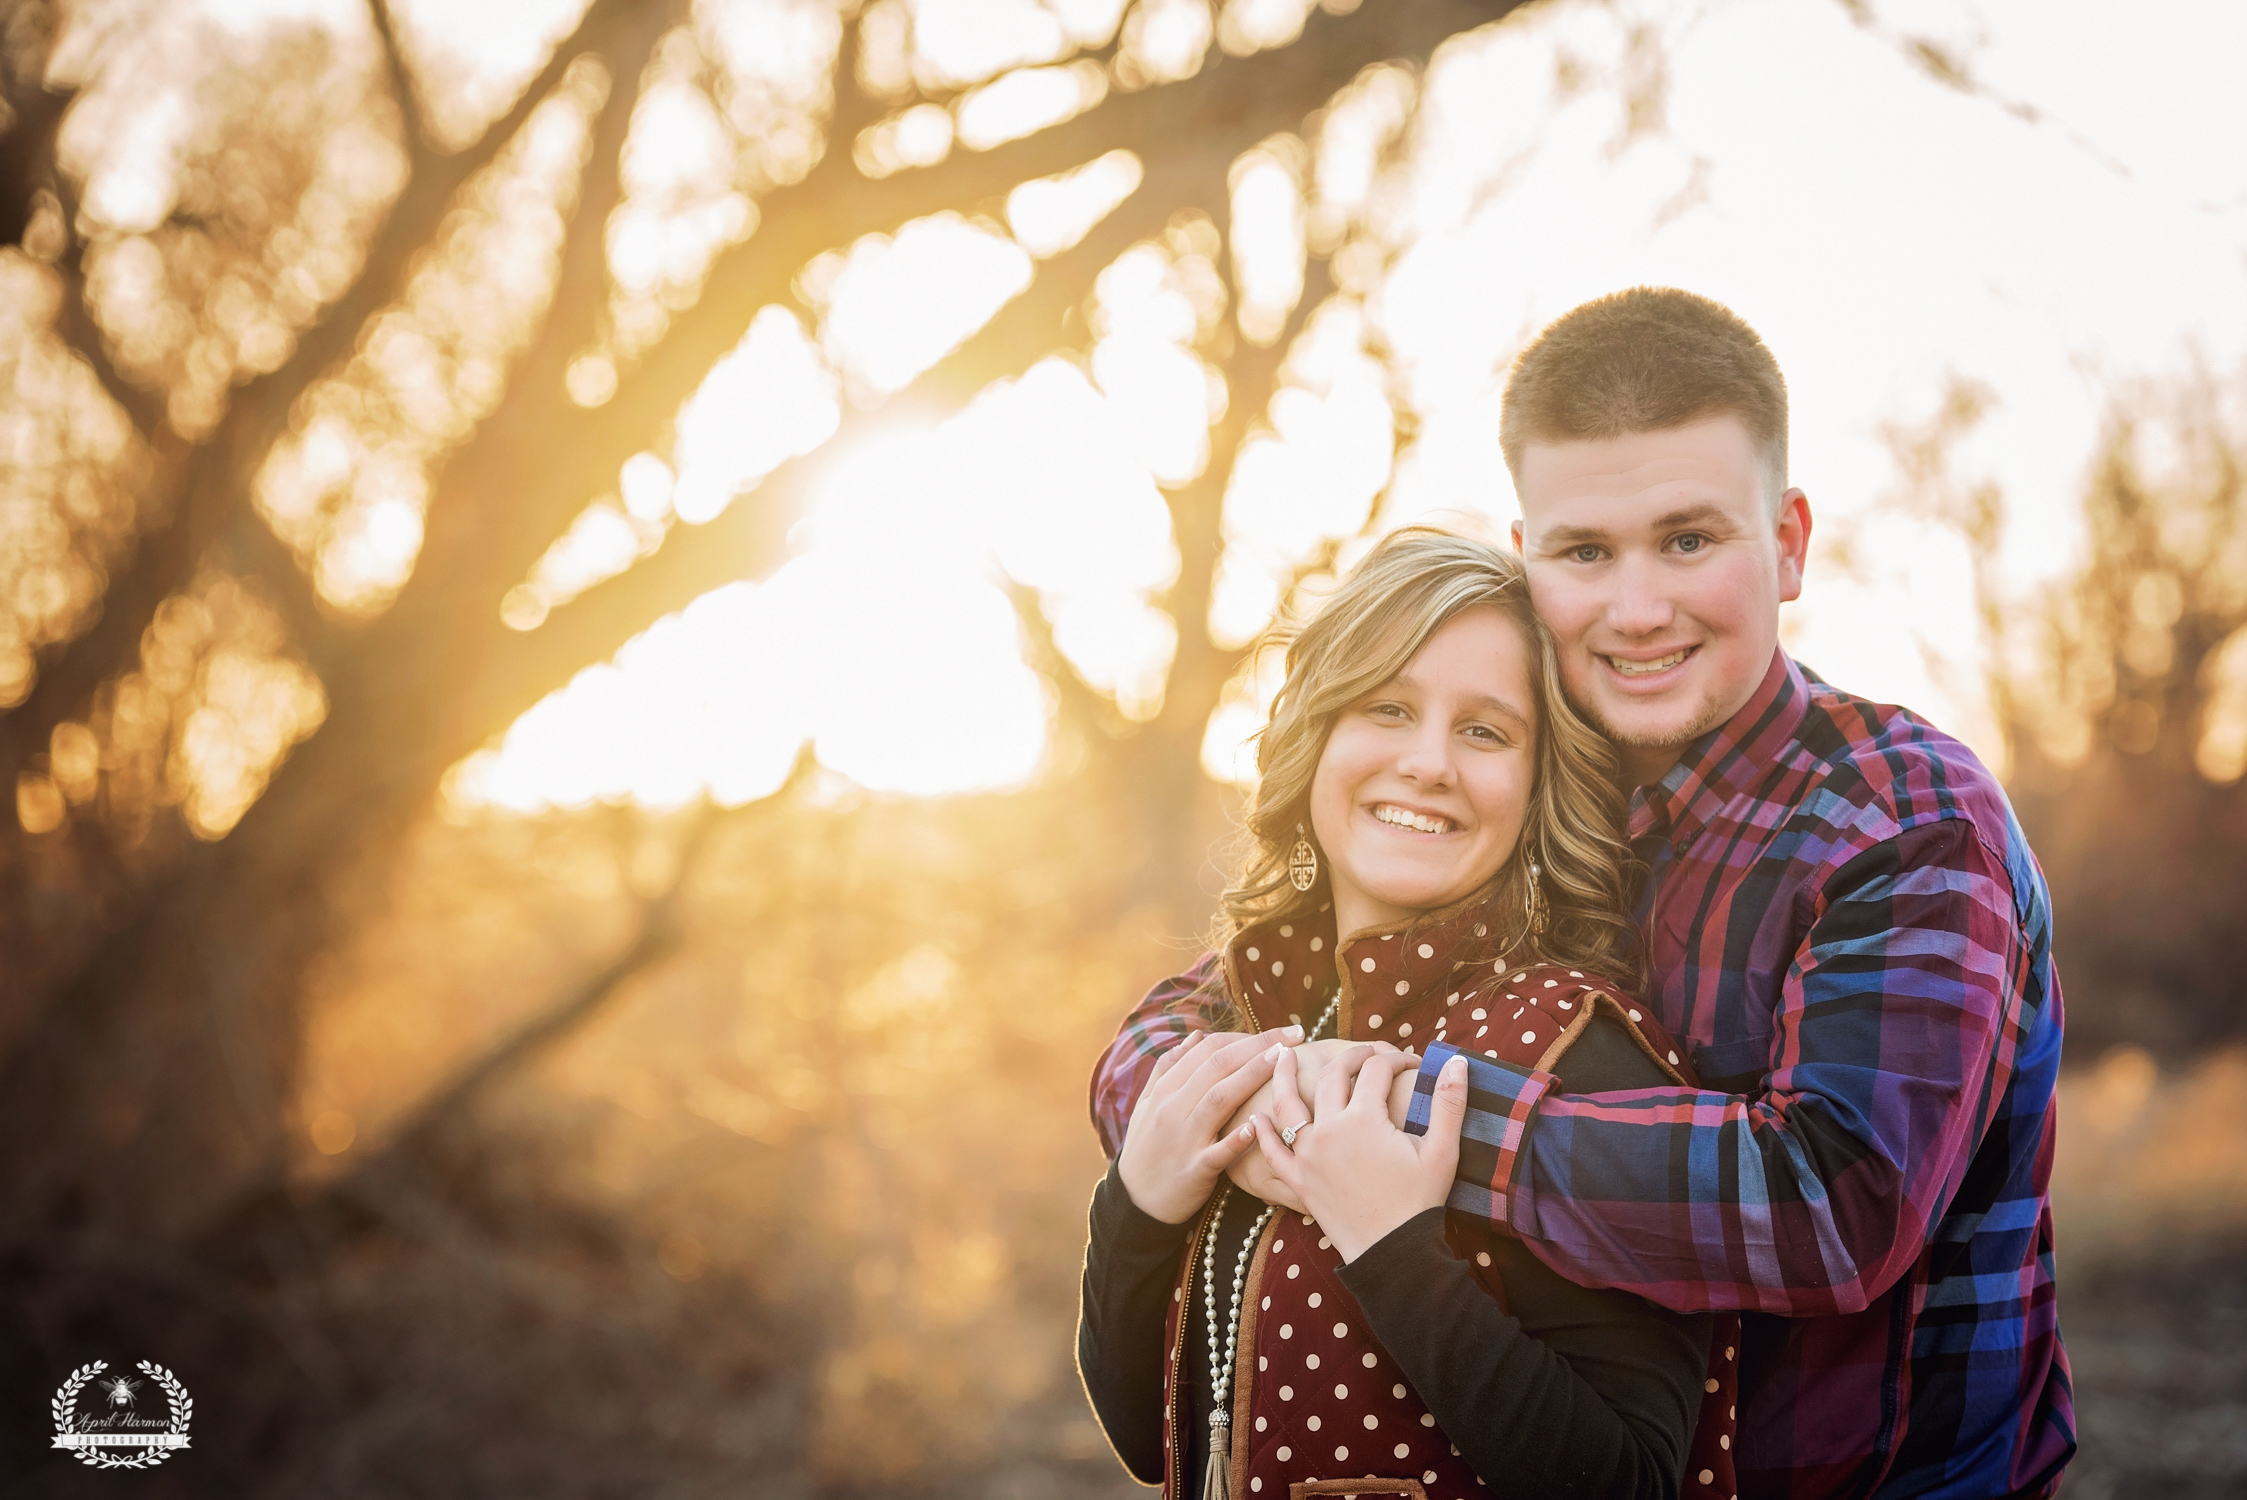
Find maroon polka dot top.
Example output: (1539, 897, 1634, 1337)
(1156, 894, 1740, 1500)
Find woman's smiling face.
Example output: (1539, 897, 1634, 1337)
(1307, 604, 1539, 937)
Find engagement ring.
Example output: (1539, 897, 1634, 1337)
(1279, 1121, 1306, 1148)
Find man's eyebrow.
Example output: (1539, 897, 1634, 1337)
(1646, 502, 1737, 532)
(1534, 502, 1738, 548)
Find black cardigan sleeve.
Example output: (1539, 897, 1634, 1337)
(1336, 1016, 1713, 1500)
(1075, 1161, 1193, 1484)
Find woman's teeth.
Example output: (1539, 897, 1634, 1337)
(1373, 805, 1453, 834)
(1607, 648, 1692, 677)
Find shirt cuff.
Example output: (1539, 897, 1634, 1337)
(1406, 1041, 1554, 1227)
(1090, 1157, 1200, 1255)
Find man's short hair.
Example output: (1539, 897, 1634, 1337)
(1500, 287, 1788, 501)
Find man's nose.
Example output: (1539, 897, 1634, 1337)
(1604, 551, 1677, 637)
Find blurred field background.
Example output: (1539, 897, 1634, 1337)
(3, 0, 2245, 1495)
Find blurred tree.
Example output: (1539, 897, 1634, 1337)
(1879, 373, 2247, 1054)
(1, 0, 1577, 1490)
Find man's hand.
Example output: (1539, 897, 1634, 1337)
(1221, 1038, 1416, 1211)
(1248, 1044, 1471, 1261)
(1115, 1026, 1300, 1223)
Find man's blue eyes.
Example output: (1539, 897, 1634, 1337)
(1568, 536, 1707, 561)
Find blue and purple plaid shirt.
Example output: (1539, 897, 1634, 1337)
(1090, 651, 2074, 1499)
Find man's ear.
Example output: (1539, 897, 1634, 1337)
(1509, 519, 1524, 553)
(1776, 489, 1812, 603)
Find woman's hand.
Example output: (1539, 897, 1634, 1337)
(1116, 1027, 1299, 1224)
(1249, 1044, 1472, 1261)
(1221, 1038, 1407, 1212)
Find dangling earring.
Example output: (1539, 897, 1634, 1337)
(1524, 856, 1549, 938)
(1288, 824, 1319, 892)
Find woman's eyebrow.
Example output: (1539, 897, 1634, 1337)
(1463, 694, 1532, 733)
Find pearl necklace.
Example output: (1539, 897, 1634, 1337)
(1197, 988, 1340, 1500)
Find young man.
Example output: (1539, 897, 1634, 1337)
(1088, 289, 2074, 1498)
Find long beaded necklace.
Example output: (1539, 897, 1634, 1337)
(1197, 988, 1341, 1500)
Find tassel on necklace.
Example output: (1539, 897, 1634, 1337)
(1200, 1410, 1232, 1500)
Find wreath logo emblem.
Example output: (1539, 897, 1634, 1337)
(51, 1360, 193, 1470)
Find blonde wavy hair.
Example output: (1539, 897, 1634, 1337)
(1217, 526, 1641, 990)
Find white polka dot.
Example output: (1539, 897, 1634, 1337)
(1485, 1050, 1498, 1058)
(1474, 1251, 1491, 1267)
(1629, 1008, 1643, 1022)
(1361, 957, 1376, 972)
(1310, 937, 1323, 951)
(1172, 1288, 1181, 1302)
(1423, 1470, 1438, 1483)
(1475, 925, 1488, 937)
(1700, 1471, 1715, 1486)
(1398, 1023, 1413, 1037)
(1287, 1264, 1300, 1279)
(1281, 1325, 1294, 1339)
(1395, 980, 1410, 996)
(1280, 1385, 1294, 1401)
(1308, 1292, 1322, 1308)
(1721, 1435, 1730, 1450)
(1393, 1383, 1406, 1398)
(1259, 1357, 1268, 1370)
(1362, 1413, 1378, 1429)
(1277, 1446, 1291, 1461)
(1569, 971, 1584, 978)
(1726, 1345, 1735, 1360)
(1705, 1378, 1719, 1393)
(1368, 1014, 1384, 1029)
(1545, 980, 1558, 988)
(1261, 1296, 1270, 1310)
(1281, 926, 1293, 937)
(1302, 1214, 1314, 1224)
(1361, 1352, 1378, 1368)
(1318, 1237, 1331, 1249)
(1273, 1240, 1285, 1253)
(1307, 1416, 1321, 1431)
(1333, 1322, 1348, 1338)
(1306, 1354, 1320, 1370)
(1418, 943, 1435, 958)
(1512, 972, 1527, 983)
(1250, 1480, 1261, 1493)
(1395, 1443, 1411, 1459)
(1273, 960, 1286, 976)
(1334, 1384, 1349, 1400)
(1729, 1405, 1735, 1418)
(1334, 1446, 1348, 1461)
(1471, 1008, 1487, 1020)
(1304, 974, 1314, 988)
(1247, 947, 1259, 961)
(1669, 1050, 1680, 1064)
(1420, 1414, 1436, 1427)
(1255, 1417, 1267, 1432)
(1476, 1027, 1488, 1038)
(1522, 1030, 1538, 1044)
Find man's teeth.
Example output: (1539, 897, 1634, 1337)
(1607, 648, 1692, 677)
(1373, 805, 1453, 834)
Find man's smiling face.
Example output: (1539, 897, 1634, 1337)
(1511, 414, 1811, 786)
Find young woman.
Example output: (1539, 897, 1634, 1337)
(1076, 528, 1734, 1500)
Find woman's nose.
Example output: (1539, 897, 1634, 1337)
(1394, 722, 1453, 784)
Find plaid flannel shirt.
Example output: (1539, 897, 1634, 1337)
(1088, 651, 2075, 1500)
